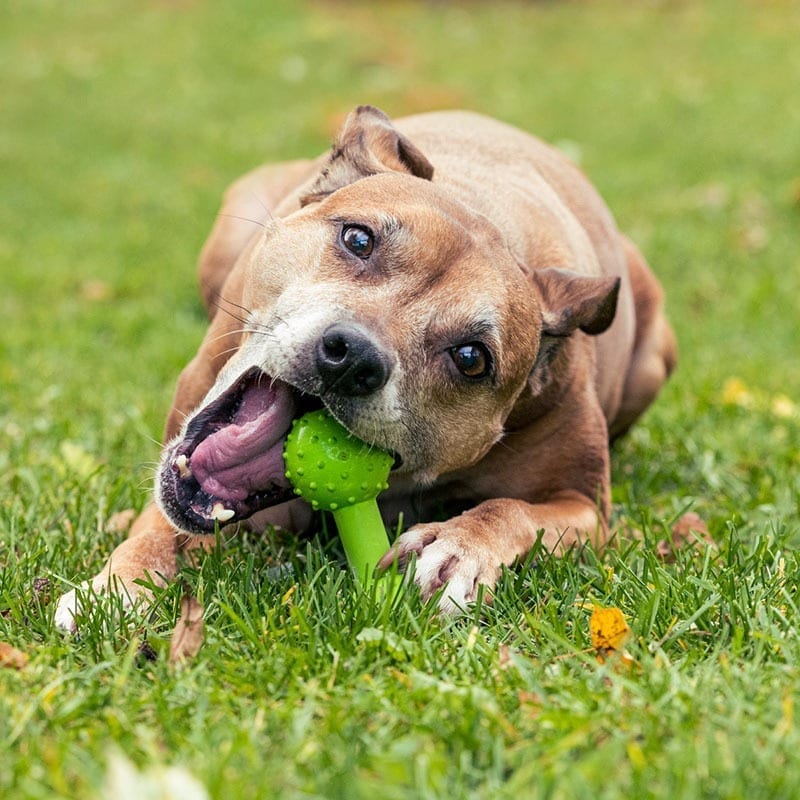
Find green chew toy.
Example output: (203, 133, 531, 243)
(283, 409, 394, 587)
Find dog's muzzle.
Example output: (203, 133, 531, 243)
(156, 324, 396, 534)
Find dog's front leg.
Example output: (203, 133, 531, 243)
(55, 503, 190, 632)
(379, 492, 606, 613)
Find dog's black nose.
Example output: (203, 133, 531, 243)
(316, 323, 390, 397)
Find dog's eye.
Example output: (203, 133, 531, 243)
(450, 343, 491, 379)
(341, 225, 374, 259)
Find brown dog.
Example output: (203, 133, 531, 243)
(56, 106, 675, 627)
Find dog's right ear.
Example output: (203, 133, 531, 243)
(300, 106, 434, 205)
(526, 268, 621, 396)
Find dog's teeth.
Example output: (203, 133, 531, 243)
(210, 503, 235, 523)
(175, 454, 192, 479)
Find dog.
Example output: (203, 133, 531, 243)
(56, 105, 676, 628)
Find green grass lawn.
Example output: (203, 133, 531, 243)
(2, 1, 800, 797)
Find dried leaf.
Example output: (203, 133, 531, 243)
(168, 595, 204, 664)
(590, 605, 630, 663)
(80, 279, 113, 302)
(0, 641, 29, 670)
(518, 691, 544, 720)
(655, 538, 674, 561)
(657, 512, 714, 562)
(672, 511, 711, 543)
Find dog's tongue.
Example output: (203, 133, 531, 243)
(189, 379, 296, 502)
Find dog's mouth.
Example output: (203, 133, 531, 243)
(157, 367, 323, 534)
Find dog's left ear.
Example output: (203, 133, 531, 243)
(301, 105, 434, 205)
(532, 268, 621, 337)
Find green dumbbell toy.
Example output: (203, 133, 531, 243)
(283, 409, 395, 588)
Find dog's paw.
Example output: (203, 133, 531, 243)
(54, 577, 144, 634)
(54, 586, 85, 633)
(380, 520, 502, 614)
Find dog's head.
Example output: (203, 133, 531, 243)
(157, 106, 619, 533)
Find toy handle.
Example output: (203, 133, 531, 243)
(332, 500, 391, 587)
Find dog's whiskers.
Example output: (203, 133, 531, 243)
(212, 306, 251, 328)
(214, 344, 246, 361)
(248, 190, 276, 221)
(205, 327, 253, 348)
(204, 319, 277, 351)
(217, 212, 267, 229)
(204, 290, 257, 329)
(137, 462, 162, 491)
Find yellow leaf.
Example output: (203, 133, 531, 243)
(626, 739, 647, 768)
(776, 691, 794, 737)
(57, 441, 102, 480)
(721, 377, 754, 408)
(590, 605, 631, 660)
(771, 394, 797, 419)
(281, 585, 296, 606)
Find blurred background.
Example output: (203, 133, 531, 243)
(2, 0, 799, 532)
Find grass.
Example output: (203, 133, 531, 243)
(2, 0, 800, 797)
